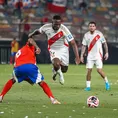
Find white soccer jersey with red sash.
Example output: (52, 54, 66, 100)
(38, 23, 74, 51)
(82, 30, 106, 60)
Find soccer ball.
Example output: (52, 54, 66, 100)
(87, 96, 99, 108)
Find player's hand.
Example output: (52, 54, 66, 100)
(104, 52, 109, 60)
(80, 56, 84, 63)
(36, 48, 41, 54)
(75, 57, 80, 65)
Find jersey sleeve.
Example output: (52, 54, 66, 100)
(100, 32, 106, 43)
(38, 25, 45, 34)
(82, 34, 87, 46)
(62, 25, 74, 42)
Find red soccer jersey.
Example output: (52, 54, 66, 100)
(14, 44, 36, 67)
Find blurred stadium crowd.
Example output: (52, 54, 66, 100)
(0, 0, 118, 64)
(0, 0, 118, 43)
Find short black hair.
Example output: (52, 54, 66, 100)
(89, 21, 96, 26)
(53, 15, 61, 20)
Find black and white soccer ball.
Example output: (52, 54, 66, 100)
(87, 96, 99, 108)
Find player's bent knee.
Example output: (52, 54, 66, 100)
(61, 66, 68, 73)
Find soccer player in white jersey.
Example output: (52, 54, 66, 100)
(29, 15, 80, 85)
(80, 21, 110, 91)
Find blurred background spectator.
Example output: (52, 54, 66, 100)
(10, 37, 19, 65)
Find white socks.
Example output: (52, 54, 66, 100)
(50, 96, 54, 102)
(57, 67, 64, 84)
(86, 81, 91, 88)
(104, 76, 108, 83)
(86, 77, 108, 88)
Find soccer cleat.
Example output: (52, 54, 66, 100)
(84, 87, 91, 91)
(52, 68, 57, 81)
(105, 82, 110, 90)
(59, 80, 64, 85)
(0, 95, 3, 103)
(59, 74, 64, 85)
(52, 99, 61, 104)
(52, 73, 57, 81)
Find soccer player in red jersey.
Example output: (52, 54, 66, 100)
(0, 38, 60, 104)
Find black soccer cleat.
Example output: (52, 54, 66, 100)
(52, 73, 57, 81)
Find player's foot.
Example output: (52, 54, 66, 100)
(0, 95, 3, 103)
(52, 73, 57, 81)
(105, 82, 110, 90)
(84, 87, 91, 91)
(52, 99, 61, 104)
(59, 74, 64, 85)
(52, 68, 57, 81)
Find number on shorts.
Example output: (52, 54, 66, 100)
(49, 50, 55, 58)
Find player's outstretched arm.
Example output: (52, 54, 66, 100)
(80, 45, 86, 63)
(28, 29, 40, 38)
(70, 40, 80, 65)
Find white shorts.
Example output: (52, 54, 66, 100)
(86, 59, 103, 69)
(49, 49, 69, 66)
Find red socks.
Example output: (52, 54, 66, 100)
(39, 81, 54, 98)
(10, 57, 13, 64)
(0, 79, 54, 100)
(0, 79, 14, 97)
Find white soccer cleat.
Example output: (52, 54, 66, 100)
(0, 95, 3, 103)
(52, 99, 61, 104)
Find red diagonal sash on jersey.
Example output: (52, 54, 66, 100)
(88, 34, 100, 53)
(48, 31, 64, 46)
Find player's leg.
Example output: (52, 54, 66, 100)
(49, 49, 68, 84)
(0, 64, 31, 102)
(61, 65, 68, 73)
(85, 60, 94, 91)
(29, 64, 60, 104)
(12, 52, 16, 64)
(38, 81, 60, 104)
(52, 58, 61, 80)
(96, 60, 110, 90)
(0, 78, 16, 102)
(10, 52, 14, 64)
(52, 58, 65, 85)
(49, 49, 62, 83)
(57, 50, 69, 84)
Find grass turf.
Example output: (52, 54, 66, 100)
(0, 64, 118, 118)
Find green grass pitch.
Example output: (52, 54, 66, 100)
(0, 64, 118, 118)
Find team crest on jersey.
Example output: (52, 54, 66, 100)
(68, 34, 72, 39)
(101, 38, 105, 41)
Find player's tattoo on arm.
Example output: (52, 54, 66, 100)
(103, 42, 108, 54)
(81, 45, 86, 57)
